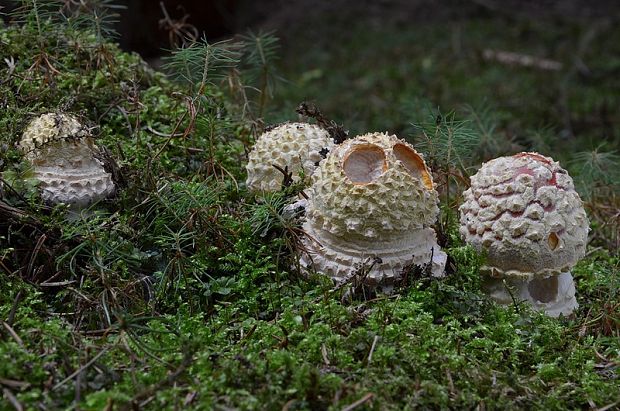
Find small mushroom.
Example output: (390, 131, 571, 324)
(459, 152, 589, 316)
(245, 122, 334, 192)
(19, 113, 115, 210)
(299, 132, 447, 288)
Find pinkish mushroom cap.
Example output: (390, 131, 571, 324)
(459, 152, 589, 316)
(460, 152, 589, 278)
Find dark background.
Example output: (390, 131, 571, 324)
(1, 0, 618, 149)
(2, 0, 619, 58)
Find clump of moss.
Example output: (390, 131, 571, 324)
(0, 2, 246, 327)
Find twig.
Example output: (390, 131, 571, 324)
(240, 324, 258, 342)
(129, 348, 193, 406)
(39, 280, 77, 287)
(321, 343, 330, 366)
(367, 335, 379, 365)
(1, 321, 24, 347)
(0, 258, 13, 276)
(446, 368, 455, 395)
(67, 287, 95, 304)
(596, 401, 619, 411)
(0, 200, 33, 223)
(342, 393, 374, 411)
(26, 234, 46, 280)
(296, 101, 348, 144)
(150, 108, 189, 162)
(272, 164, 293, 188)
(482, 49, 562, 71)
(2, 388, 23, 411)
(52, 347, 110, 391)
(159, 1, 198, 48)
(0, 378, 29, 390)
(145, 126, 185, 138)
(6, 290, 23, 326)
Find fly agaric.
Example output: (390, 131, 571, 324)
(459, 152, 589, 316)
(246, 122, 334, 192)
(299, 132, 447, 287)
(19, 113, 115, 209)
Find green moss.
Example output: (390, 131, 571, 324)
(0, 3, 618, 410)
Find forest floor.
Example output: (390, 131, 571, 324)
(0, 2, 618, 410)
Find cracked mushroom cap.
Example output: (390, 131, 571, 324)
(245, 122, 334, 192)
(298, 132, 446, 285)
(459, 152, 589, 278)
(19, 113, 115, 208)
(306, 132, 439, 239)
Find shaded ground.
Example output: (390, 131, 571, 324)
(263, 1, 620, 148)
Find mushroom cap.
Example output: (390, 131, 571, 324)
(306, 132, 439, 239)
(245, 122, 334, 192)
(459, 152, 589, 278)
(19, 113, 90, 157)
(19, 113, 115, 207)
(298, 132, 446, 285)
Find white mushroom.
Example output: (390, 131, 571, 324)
(459, 152, 589, 316)
(299, 132, 447, 287)
(245, 122, 334, 192)
(19, 113, 115, 209)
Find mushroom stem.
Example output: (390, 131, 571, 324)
(482, 272, 578, 317)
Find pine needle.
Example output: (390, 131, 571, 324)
(162, 37, 241, 92)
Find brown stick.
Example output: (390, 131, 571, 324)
(6, 290, 23, 326)
(482, 49, 562, 71)
(1, 321, 24, 347)
(342, 393, 375, 411)
(128, 348, 194, 407)
(2, 388, 24, 411)
(52, 348, 110, 391)
(0, 200, 31, 222)
(26, 234, 46, 280)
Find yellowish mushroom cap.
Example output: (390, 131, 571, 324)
(306, 132, 439, 239)
(19, 113, 90, 157)
(299, 132, 446, 285)
(245, 122, 334, 192)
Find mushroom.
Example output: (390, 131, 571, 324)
(299, 132, 447, 288)
(245, 122, 334, 192)
(18, 113, 115, 210)
(459, 152, 589, 316)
